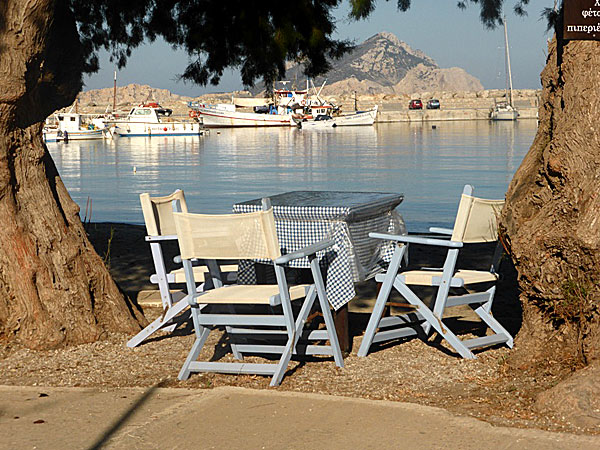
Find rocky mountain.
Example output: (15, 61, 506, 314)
(281, 32, 482, 95)
(393, 64, 482, 94)
(77, 84, 192, 109)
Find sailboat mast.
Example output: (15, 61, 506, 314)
(113, 70, 117, 112)
(503, 16, 514, 107)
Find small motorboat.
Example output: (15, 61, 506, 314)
(43, 113, 106, 142)
(105, 103, 206, 137)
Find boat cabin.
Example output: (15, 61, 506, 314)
(55, 113, 85, 132)
(126, 104, 173, 123)
(309, 105, 334, 117)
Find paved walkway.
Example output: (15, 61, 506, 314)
(1, 385, 598, 449)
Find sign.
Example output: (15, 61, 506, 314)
(564, 0, 600, 39)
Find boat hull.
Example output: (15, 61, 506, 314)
(198, 109, 293, 127)
(334, 107, 378, 126)
(299, 121, 336, 129)
(43, 129, 105, 142)
(490, 109, 518, 121)
(111, 122, 205, 137)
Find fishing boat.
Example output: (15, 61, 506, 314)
(334, 106, 378, 126)
(293, 114, 337, 129)
(292, 105, 378, 127)
(490, 16, 518, 121)
(192, 102, 295, 128)
(106, 103, 206, 137)
(190, 86, 309, 128)
(43, 113, 106, 142)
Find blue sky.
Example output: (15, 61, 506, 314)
(84, 0, 555, 96)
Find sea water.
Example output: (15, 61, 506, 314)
(47, 120, 537, 232)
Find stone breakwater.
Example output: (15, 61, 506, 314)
(335, 88, 540, 122)
(377, 107, 538, 122)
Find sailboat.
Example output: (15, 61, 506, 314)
(491, 16, 519, 121)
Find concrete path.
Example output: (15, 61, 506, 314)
(1, 385, 598, 449)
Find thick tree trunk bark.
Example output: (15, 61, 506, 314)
(502, 36, 600, 366)
(0, 0, 144, 349)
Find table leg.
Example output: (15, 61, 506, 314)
(333, 304, 350, 356)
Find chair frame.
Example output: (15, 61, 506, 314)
(358, 185, 514, 359)
(127, 190, 235, 348)
(177, 199, 344, 386)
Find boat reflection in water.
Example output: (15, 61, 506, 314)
(48, 121, 536, 231)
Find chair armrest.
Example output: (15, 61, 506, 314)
(274, 239, 335, 265)
(173, 255, 201, 264)
(145, 235, 178, 242)
(369, 232, 463, 248)
(429, 227, 453, 235)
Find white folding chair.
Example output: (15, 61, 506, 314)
(126, 190, 237, 348)
(358, 185, 514, 359)
(175, 199, 344, 386)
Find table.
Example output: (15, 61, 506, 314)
(233, 191, 406, 352)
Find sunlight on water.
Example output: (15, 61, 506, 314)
(48, 120, 537, 231)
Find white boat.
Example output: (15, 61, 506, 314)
(43, 113, 106, 142)
(195, 104, 294, 128)
(490, 101, 518, 121)
(192, 87, 310, 128)
(294, 114, 337, 129)
(107, 103, 206, 137)
(293, 105, 378, 128)
(334, 106, 378, 126)
(491, 16, 518, 121)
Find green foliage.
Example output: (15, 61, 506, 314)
(67, 0, 531, 88)
(103, 226, 116, 269)
(558, 272, 598, 365)
(70, 0, 352, 87)
(559, 273, 596, 324)
(457, 0, 530, 28)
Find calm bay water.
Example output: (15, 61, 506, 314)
(48, 120, 537, 231)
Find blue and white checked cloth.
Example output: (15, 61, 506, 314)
(233, 202, 406, 310)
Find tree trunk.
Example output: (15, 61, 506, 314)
(0, 0, 144, 349)
(502, 35, 600, 367)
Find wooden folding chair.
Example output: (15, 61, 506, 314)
(358, 185, 514, 359)
(175, 199, 344, 386)
(126, 190, 237, 348)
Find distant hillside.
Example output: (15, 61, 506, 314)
(77, 84, 192, 109)
(273, 32, 482, 95)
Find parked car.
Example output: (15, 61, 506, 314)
(426, 99, 441, 109)
(408, 99, 423, 110)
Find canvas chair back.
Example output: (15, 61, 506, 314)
(140, 190, 189, 237)
(173, 209, 281, 261)
(450, 194, 504, 243)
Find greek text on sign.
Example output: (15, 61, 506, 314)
(564, 0, 600, 40)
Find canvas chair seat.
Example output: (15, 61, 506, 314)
(376, 269, 498, 287)
(358, 185, 514, 360)
(163, 265, 239, 284)
(197, 284, 310, 305)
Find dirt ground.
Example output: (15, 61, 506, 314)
(0, 222, 595, 436)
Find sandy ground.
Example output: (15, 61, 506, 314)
(0, 222, 597, 438)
